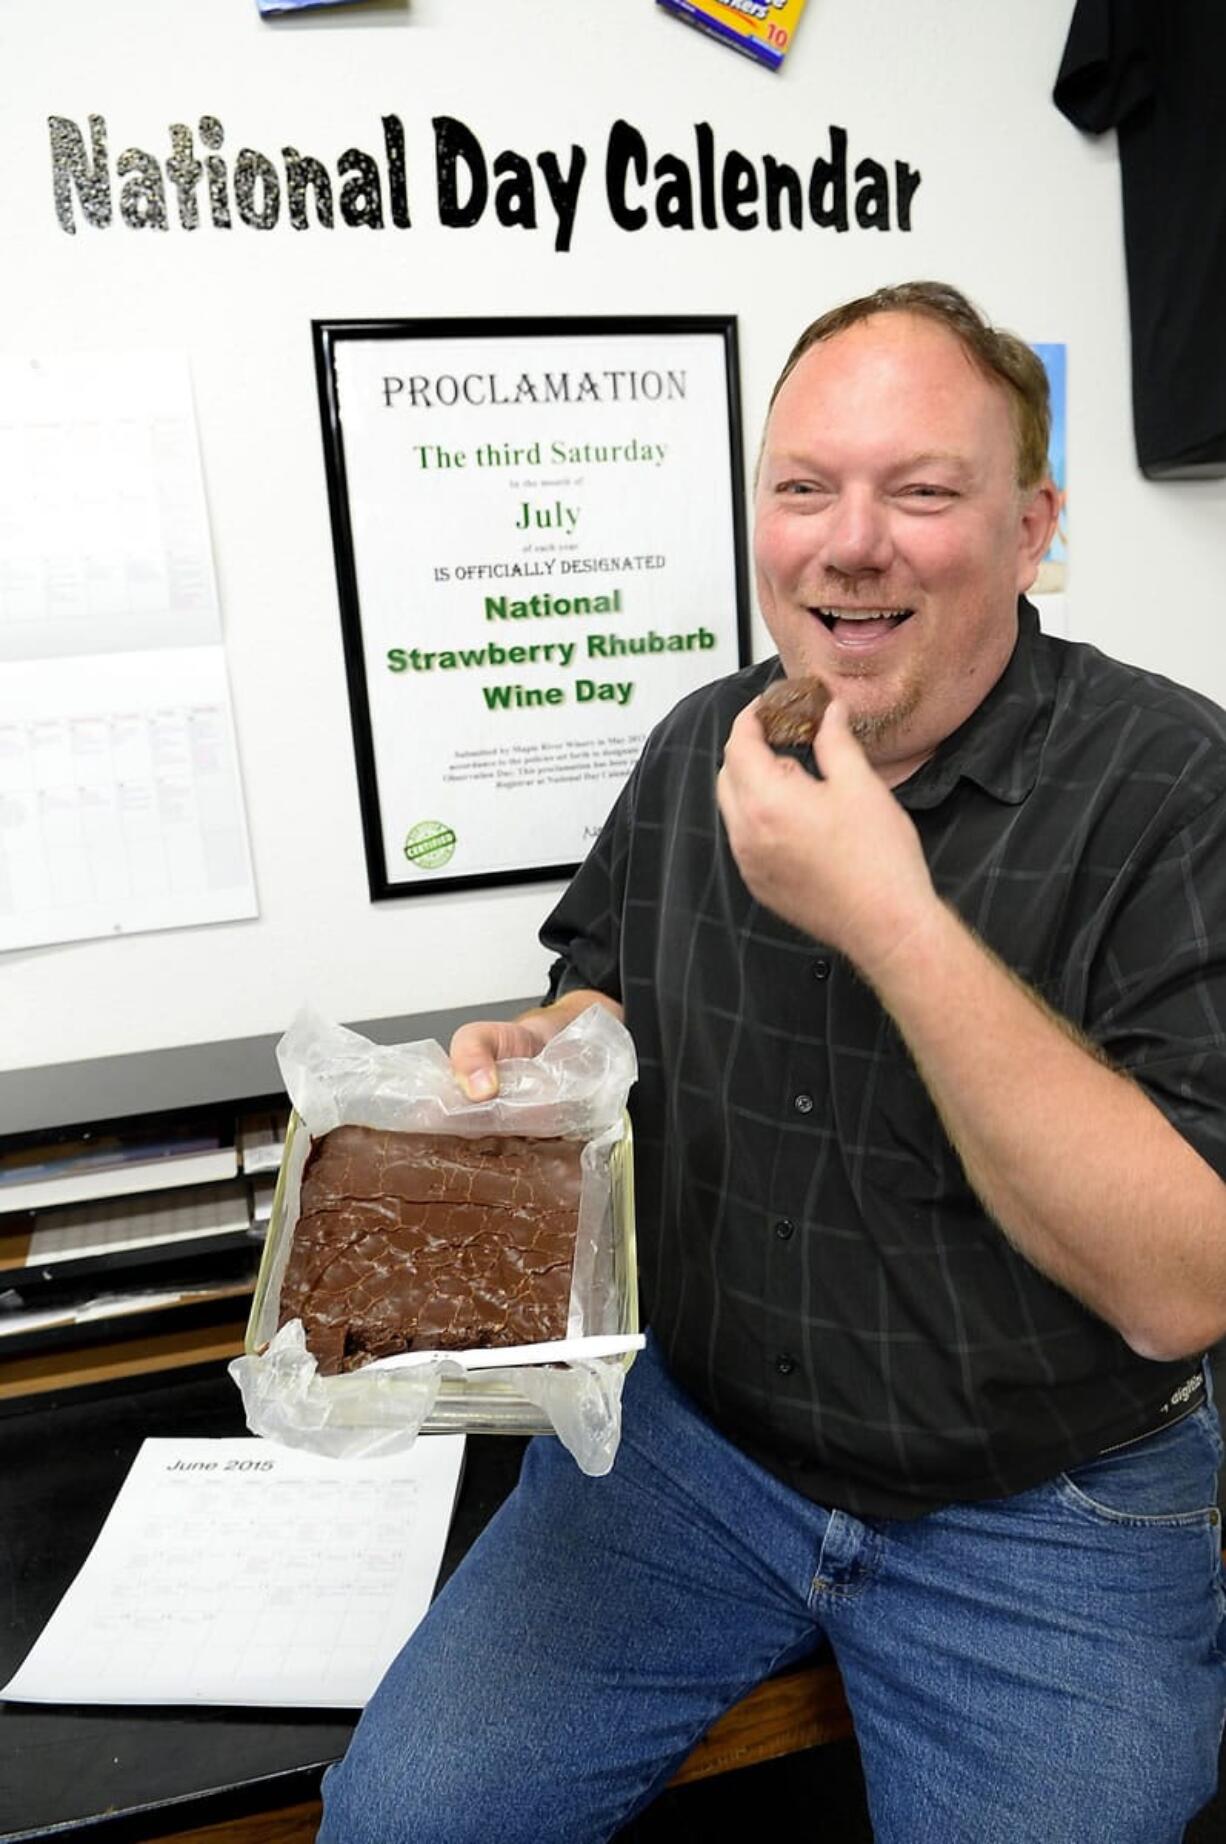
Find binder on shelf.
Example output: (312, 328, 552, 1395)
(0, 1180, 254, 1284)
(0, 1269, 258, 1343)
(0, 1123, 238, 1215)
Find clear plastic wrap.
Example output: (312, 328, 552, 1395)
(230, 1004, 639, 1474)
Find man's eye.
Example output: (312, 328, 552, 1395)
(900, 484, 954, 501)
(777, 480, 826, 497)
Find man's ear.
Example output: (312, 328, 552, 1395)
(1015, 478, 1062, 593)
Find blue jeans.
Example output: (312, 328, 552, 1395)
(318, 1340, 1226, 1844)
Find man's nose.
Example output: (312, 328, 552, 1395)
(818, 489, 892, 576)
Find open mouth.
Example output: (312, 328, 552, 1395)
(813, 606, 914, 632)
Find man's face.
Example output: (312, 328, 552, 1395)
(753, 312, 1057, 783)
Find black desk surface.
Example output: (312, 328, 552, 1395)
(0, 1368, 526, 1843)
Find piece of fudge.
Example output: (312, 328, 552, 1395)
(756, 675, 832, 747)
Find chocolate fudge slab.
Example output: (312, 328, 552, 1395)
(277, 1125, 584, 1374)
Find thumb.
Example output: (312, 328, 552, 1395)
(811, 696, 869, 779)
(449, 1021, 508, 1100)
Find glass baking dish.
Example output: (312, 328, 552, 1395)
(244, 1110, 638, 1436)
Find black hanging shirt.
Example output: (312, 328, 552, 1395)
(1054, 0, 1226, 477)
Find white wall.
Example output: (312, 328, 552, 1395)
(4, 0, 1224, 1074)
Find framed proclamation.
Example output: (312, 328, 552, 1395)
(314, 317, 750, 900)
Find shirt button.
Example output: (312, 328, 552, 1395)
(792, 1092, 814, 1115)
(775, 1353, 797, 1377)
(774, 1218, 796, 1241)
(810, 958, 831, 981)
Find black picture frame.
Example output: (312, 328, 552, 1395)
(314, 315, 751, 900)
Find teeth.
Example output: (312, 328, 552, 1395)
(815, 607, 911, 622)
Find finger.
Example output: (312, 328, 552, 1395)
(811, 696, 870, 781)
(729, 697, 775, 763)
(725, 699, 802, 791)
(451, 1018, 553, 1098)
(449, 1021, 506, 1100)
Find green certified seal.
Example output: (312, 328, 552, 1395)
(403, 819, 457, 871)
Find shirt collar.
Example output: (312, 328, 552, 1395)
(896, 598, 1055, 811)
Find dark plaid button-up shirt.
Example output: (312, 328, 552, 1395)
(542, 600, 1226, 1517)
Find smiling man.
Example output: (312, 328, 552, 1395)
(750, 297, 1057, 782)
(320, 285, 1226, 1844)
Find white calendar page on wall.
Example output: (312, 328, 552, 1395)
(0, 351, 257, 951)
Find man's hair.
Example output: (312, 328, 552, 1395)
(767, 281, 1052, 490)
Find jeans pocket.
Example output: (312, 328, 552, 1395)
(1054, 1403, 1224, 1529)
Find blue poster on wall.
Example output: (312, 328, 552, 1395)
(257, 0, 372, 16)
(1033, 342, 1067, 596)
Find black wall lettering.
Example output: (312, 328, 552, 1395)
(434, 116, 488, 229)
(283, 148, 334, 230)
(605, 119, 648, 231)
(235, 148, 280, 229)
(44, 112, 923, 243)
(117, 148, 167, 230)
(808, 125, 849, 232)
(338, 149, 384, 228)
(48, 114, 111, 234)
(166, 124, 203, 229)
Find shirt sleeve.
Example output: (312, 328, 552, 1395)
(1088, 784, 1226, 1184)
(538, 761, 638, 1005)
(1053, 0, 1153, 134)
